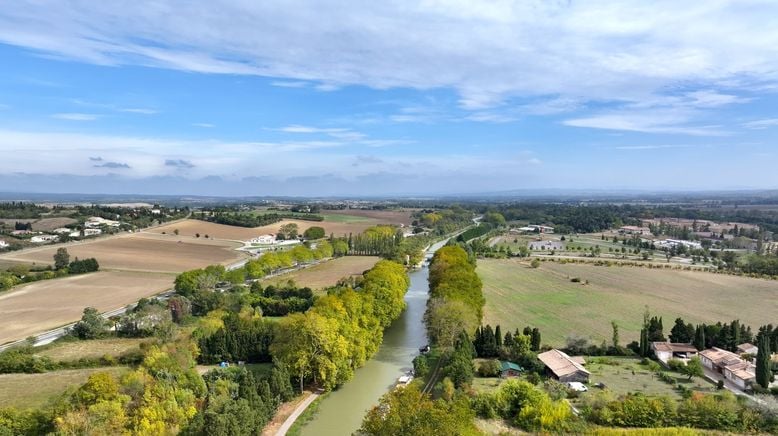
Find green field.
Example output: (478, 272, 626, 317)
(318, 213, 373, 223)
(580, 357, 714, 401)
(480, 259, 778, 346)
(0, 367, 129, 409)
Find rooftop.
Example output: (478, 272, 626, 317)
(538, 349, 590, 378)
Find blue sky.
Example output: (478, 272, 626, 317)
(0, 1, 777, 196)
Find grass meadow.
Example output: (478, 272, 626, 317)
(479, 259, 778, 347)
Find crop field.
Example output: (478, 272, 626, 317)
(263, 256, 380, 290)
(0, 233, 243, 272)
(479, 259, 778, 346)
(0, 367, 129, 409)
(0, 271, 174, 344)
(320, 209, 414, 225)
(36, 338, 147, 362)
(0, 217, 78, 231)
(149, 218, 381, 241)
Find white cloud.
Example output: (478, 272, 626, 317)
(1, 1, 776, 110)
(564, 110, 729, 136)
(192, 123, 215, 128)
(270, 80, 309, 88)
(278, 125, 348, 134)
(614, 144, 695, 150)
(742, 118, 778, 129)
(119, 107, 158, 114)
(51, 113, 99, 121)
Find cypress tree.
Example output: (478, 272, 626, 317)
(756, 334, 772, 389)
(639, 328, 649, 357)
(494, 325, 502, 349)
(693, 324, 706, 351)
(503, 331, 513, 347)
(530, 328, 541, 351)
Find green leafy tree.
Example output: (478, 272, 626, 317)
(54, 247, 70, 270)
(681, 357, 704, 380)
(71, 307, 108, 339)
(360, 384, 478, 436)
(303, 226, 325, 240)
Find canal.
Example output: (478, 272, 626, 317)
(299, 240, 446, 435)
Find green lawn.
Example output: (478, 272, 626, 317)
(580, 357, 714, 402)
(479, 258, 778, 347)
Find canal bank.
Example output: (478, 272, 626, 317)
(298, 240, 447, 435)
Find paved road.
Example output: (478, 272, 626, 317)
(275, 392, 320, 436)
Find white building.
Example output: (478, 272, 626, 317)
(31, 234, 59, 243)
(651, 342, 699, 364)
(0, 240, 9, 248)
(85, 216, 121, 228)
(247, 234, 276, 245)
(52, 227, 72, 234)
(84, 228, 102, 236)
(655, 239, 702, 250)
(515, 224, 555, 234)
(700, 347, 756, 390)
(151, 209, 162, 215)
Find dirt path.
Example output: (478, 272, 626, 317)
(265, 391, 318, 436)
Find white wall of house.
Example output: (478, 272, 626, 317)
(655, 350, 672, 363)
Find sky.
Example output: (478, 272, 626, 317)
(0, 1, 777, 196)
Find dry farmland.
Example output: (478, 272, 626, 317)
(479, 258, 778, 347)
(0, 233, 243, 272)
(36, 337, 147, 362)
(263, 256, 380, 290)
(0, 271, 174, 344)
(149, 218, 384, 241)
(321, 209, 414, 226)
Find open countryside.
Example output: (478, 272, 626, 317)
(4, 3, 778, 435)
(149, 216, 402, 241)
(0, 233, 243, 272)
(480, 258, 778, 346)
(0, 271, 174, 343)
(262, 255, 380, 290)
(0, 367, 129, 409)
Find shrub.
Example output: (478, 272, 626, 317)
(477, 359, 501, 377)
(667, 358, 685, 371)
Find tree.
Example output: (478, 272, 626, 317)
(681, 357, 704, 380)
(693, 324, 706, 351)
(670, 317, 695, 343)
(530, 258, 540, 268)
(611, 320, 620, 349)
(360, 384, 477, 436)
(71, 307, 108, 339)
(54, 247, 70, 270)
(270, 311, 349, 392)
(530, 328, 541, 352)
(425, 298, 478, 349)
(174, 228, 180, 236)
(278, 223, 299, 240)
(303, 226, 325, 240)
(756, 334, 773, 389)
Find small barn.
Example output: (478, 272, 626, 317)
(499, 361, 523, 378)
(538, 349, 590, 383)
(651, 342, 699, 364)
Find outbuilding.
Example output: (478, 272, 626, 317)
(499, 361, 523, 378)
(538, 349, 590, 383)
